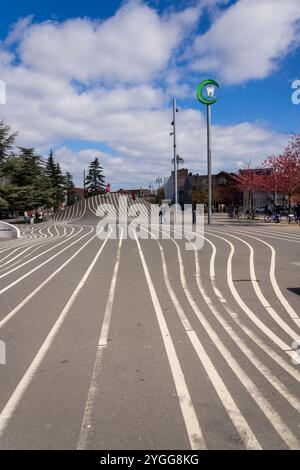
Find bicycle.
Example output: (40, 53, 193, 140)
(264, 212, 281, 223)
(240, 210, 259, 220)
(286, 214, 299, 224)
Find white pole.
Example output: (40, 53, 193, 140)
(207, 104, 212, 225)
(173, 98, 178, 219)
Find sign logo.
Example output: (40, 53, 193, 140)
(196, 79, 219, 105)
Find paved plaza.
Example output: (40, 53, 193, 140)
(0, 195, 299, 450)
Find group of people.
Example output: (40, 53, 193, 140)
(24, 209, 43, 224)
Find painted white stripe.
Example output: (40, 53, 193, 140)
(165, 228, 300, 449)
(189, 236, 300, 411)
(205, 232, 292, 354)
(77, 229, 123, 449)
(180, 226, 300, 383)
(0, 231, 111, 438)
(133, 230, 206, 450)
(222, 227, 300, 327)
(0, 230, 100, 329)
(0, 225, 84, 280)
(141, 225, 261, 449)
(0, 227, 91, 295)
(227, 225, 300, 243)
(0, 224, 77, 271)
(209, 229, 300, 338)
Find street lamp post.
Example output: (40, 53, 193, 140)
(170, 98, 179, 215)
(196, 79, 219, 225)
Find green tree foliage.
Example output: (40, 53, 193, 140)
(84, 158, 105, 197)
(0, 120, 106, 214)
(0, 147, 53, 211)
(45, 150, 66, 208)
(0, 121, 18, 166)
(64, 171, 76, 206)
(0, 195, 8, 210)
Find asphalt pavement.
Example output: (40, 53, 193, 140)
(0, 197, 299, 450)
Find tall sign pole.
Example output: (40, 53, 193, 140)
(172, 98, 178, 211)
(196, 79, 219, 225)
(207, 104, 212, 224)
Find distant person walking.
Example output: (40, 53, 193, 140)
(159, 209, 163, 224)
(105, 183, 111, 194)
(159, 204, 167, 224)
(37, 210, 43, 223)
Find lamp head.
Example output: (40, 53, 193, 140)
(206, 84, 216, 98)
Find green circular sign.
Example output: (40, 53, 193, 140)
(196, 79, 219, 105)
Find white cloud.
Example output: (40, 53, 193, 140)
(52, 110, 287, 189)
(11, 1, 200, 84)
(0, 0, 291, 189)
(191, 0, 300, 84)
(6, 15, 34, 46)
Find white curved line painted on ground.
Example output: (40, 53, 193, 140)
(203, 231, 292, 354)
(0, 223, 74, 267)
(0, 246, 32, 264)
(173, 225, 300, 383)
(0, 228, 111, 439)
(160, 226, 300, 449)
(165, 225, 300, 411)
(0, 229, 100, 329)
(131, 226, 205, 450)
(0, 227, 91, 295)
(0, 225, 84, 281)
(0, 225, 79, 273)
(0, 245, 39, 270)
(226, 225, 300, 243)
(87, 196, 96, 216)
(0, 223, 67, 258)
(77, 228, 123, 450)
(138, 223, 261, 449)
(208, 228, 300, 339)
(224, 226, 300, 327)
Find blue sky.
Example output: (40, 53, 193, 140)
(0, 0, 300, 188)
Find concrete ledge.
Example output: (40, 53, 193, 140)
(0, 221, 21, 239)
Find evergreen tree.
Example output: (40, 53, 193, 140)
(0, 121, 17, 166)
(17, 147, 44, 185)
(45, 149, 57, 180)
(0, 147, 53, 210)
(84, 158, 105, 197)
(45, 150, 66, 208)
(54, 162, 66, 207)
(0, 195, 8, 210)
(64, 171, 75, 206)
